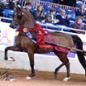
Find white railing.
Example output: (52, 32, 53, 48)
(0, 17, 12, 21)
(36, 21, 86, 35)
(0, 17, 85, 35)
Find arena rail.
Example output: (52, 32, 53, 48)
(36, 21, 86, 34)
(0, 17, 12, 22)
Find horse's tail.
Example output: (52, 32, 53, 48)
(72, 35, 86, 73)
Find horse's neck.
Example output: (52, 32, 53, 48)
(21, 10, 35, 28)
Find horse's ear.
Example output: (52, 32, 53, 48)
(16, 4, 22, 11)
(17, 5, 21, 9)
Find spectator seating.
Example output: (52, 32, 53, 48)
(0, 0, 86, 32)
(2, 9, 15, 18)
(76, 1, 83, 8)
(66, 9, 76, 21)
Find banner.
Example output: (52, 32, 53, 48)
(0, 22, 16, 51)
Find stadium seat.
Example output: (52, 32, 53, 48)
(66, 9, 76, 21)
(76, 1, 83, 8)
(2, 9, 15, 18)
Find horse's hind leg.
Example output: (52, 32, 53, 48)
(72, 35, 86, 75)
(77, 52, 86, 75)
(4, 46, 21, 60)
(54, 52, 70, 81)
(54, 63, 64, 78)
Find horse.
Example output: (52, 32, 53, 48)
(4, 6, 86, 81)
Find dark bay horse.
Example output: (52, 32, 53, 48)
(4, 7, 86, 81)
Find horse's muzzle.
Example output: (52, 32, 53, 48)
(9, 24, 16, 29)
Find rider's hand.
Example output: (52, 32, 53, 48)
(15, 31, 19, 36)
(23, 28, 28, 32)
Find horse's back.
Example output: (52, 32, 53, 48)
(45, 32, 74, 48)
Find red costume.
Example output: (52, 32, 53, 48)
(28, 24, 47, 45)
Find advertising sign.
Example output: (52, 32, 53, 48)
(0, 22, 15, 51)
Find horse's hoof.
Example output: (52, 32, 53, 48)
(9, 57, 15, 62)
(9, 78, 16, 82)
(63, 77, 71, 82)
(26, 76, 32, 80)
(26, 74, 35, 80)
(29, 74, 35, 77)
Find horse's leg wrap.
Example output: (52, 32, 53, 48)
(61, 62, 71, 81)
(4, 47, 9, 60)
(30, 63, 35, 77)
(28, 52, 35, 77)
(65, 62, 70, 78)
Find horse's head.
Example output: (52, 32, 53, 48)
(10, 5, 23, 29)
(10, 5, 35, 32)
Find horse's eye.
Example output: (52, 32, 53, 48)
(17, 14, 22, 19)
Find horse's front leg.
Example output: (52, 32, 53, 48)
(4, 46, 21, 60)
(27, 50, 35, 79)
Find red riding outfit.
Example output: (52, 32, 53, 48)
(28, 23, 47, 45)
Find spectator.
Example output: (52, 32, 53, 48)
(35, 5, 45, 22)
(0, 4, 4, 16)
(75, 8, 83, 17)
(45, 8, 58, 23)
(56, 9, 70, 26)
(24, 2, 36, 16)
(8, 0, 15, 10)
(70, 17, 85, 34)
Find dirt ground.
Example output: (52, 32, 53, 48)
(0, 69, 86, 86)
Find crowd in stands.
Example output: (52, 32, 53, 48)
(0, 0, 86, 34)
(26, 1, 86, 32)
